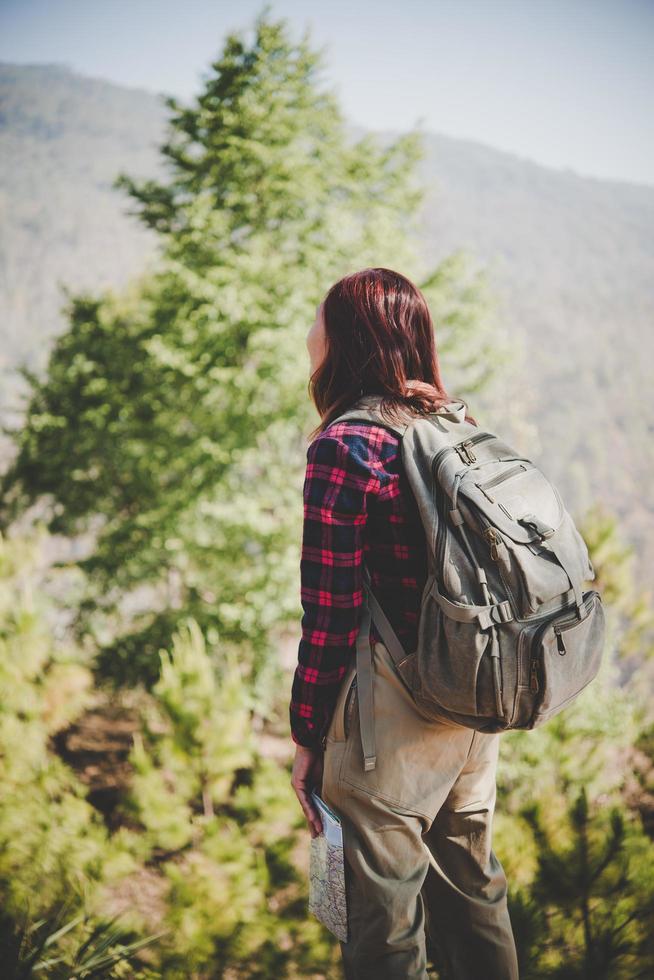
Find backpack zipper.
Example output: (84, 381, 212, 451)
(483, 525, 501, 560)
(476, 462, 528, 494)
(551, 592, 598, 654)
(455, 431, 495, 464)
(528, 617, 550, 695)
(507, 620, 543, 723)
(552, 595, 595, 633)
(431, 432, 496, 483)
(526, 591, 597, 698)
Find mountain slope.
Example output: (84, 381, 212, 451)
(0, 63, 165, 378)
(414, 131, 654, 560)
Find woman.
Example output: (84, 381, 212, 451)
(289, 268, 519, 980)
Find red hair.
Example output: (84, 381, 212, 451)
(308, 267, 476, 439)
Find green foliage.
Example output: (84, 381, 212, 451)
(0, 527, 107, 914)
(521, 789, 654, 979)
(582, 503, 654, 667)
(0, 527, 164, 975)
(117, 616, 338, 977)
(124, 619, 257, 850)
(0, 523, 339, 977)
(0, 901, 162, 980)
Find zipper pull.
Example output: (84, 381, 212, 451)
(456, 440, 477, 464)
(555, 630, 567, 656)
(483, 526, 500, 560)
(529, 658, 539, 693)
(462, 440, 477, 463)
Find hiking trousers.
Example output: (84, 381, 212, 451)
(320, 640, 519, 980)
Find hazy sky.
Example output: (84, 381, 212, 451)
(1, 0, 652, 186)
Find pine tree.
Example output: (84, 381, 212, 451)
(521, 787, 654, 979)
(0, 10, 431, 689)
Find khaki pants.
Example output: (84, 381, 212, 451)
(321, 640, 519, 980)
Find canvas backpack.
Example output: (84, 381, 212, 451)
(329, 394, 606, 772)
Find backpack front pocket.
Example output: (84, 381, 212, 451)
(528, 590, 605, 725)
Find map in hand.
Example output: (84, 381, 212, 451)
(308, 789, 348, 943)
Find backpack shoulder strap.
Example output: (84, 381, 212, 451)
(325, 392, 474, 769)
(327, 394, 410, 438)
(329, 395, 469, 435)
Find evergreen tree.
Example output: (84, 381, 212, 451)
(521, 788, 654, 979)
(0, 526, 163, 976)
(0, 9, 505, 691)
(120, 617, 340, 976)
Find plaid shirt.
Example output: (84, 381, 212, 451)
(289, 420, 428, 750)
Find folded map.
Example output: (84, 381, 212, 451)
(308, 789, 348, 943)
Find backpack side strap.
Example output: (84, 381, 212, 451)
(356, 564, 411, 772)
(355, 593, 377, 772)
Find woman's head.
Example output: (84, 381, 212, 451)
(306, 267, 475, 436)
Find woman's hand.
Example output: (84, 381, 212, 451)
(291, 744, 324, 838)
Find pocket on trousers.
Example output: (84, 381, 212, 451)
(343, 676, 357, 739)
(327, 668, 357, 743)
(338, 643, 475, 817)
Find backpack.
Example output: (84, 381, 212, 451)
(329, 394, 606, 772)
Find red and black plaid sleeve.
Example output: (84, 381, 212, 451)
(289, 420, 428, 750)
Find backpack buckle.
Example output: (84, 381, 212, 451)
(518, 513, 555, 539)
(490, 600, 513, 624)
